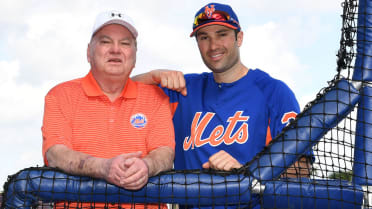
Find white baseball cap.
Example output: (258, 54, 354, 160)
(91, 10, 138, 38)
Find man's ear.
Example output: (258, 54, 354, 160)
(237, 31, 243, 47)
(87, 43, 91, 63)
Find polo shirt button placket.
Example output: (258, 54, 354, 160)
(107, 103, 116, 144)
(108, 104, 116, 128)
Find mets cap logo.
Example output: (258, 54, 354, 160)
(130, 113, 147, 128)
(204, 5, 215, 18)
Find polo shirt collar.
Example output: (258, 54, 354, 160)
(81, 71, 137, 99)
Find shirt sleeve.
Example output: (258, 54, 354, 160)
(146, 88, 176, 151)
(268, 81, 315, 161)
(41, 88, 73, 165)
(160, 86, 181, 115)
(269, 81, 300, 138)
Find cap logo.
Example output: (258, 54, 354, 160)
(111, 12, 122, 18)
(130, 113, 147, 128)
(190, 3, 241, 37)
(204, 5, 215, 18)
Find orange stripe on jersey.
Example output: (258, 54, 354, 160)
(170, 102, 179, 116)
(265, 125, 272, 145)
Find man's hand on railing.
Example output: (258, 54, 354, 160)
(103, 151, 149, 190)
(120, 154, 149, 190)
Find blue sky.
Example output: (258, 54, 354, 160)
(0, 0, 343, 186)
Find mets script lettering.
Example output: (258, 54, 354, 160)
(183, 111, 249, 151)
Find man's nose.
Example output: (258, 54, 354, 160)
(209, 38, 219, 50)
(109, 42, 121, 53)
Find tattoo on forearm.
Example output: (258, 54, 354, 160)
(78, 159, 85, 170)
(78, 156, 92, 170)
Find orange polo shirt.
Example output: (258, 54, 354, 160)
(41, 71, 175, 208)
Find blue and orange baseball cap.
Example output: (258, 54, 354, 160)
(190, 3, 241, 37)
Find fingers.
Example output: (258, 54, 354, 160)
(112, 151, 142, 171)
(181, 88, 187, 96)
(103, 159, 125, 186)
(122, 151, 142, 159)
(202, 162, 210, 169)
(122, 158, 148, 178)
(120, 158, 149, 190)
(203, 151, 242, 171)
(121, 174, 148, 190)
(177, 75, 187, 96)
(156, 70, 187, 96)
(103, 152, 143, 186)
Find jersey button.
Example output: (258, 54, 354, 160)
(218, 84, 222, 88)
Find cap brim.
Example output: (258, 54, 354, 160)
(190, 22, 238, 37)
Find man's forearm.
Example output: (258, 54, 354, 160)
(46, 144, 175, 185)
(131, 71, 157, 84)
(143, 146, 175, 177)
(46, 144, 106, 179)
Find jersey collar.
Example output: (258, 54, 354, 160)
(209, 69, 252, 88)
(81, 71, 137, 99)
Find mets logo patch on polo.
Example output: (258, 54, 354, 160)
(130, 113, 147, 128)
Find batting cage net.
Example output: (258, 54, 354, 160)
(2, 0, 372, 208)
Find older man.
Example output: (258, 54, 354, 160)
(42, 10, 175, 208)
